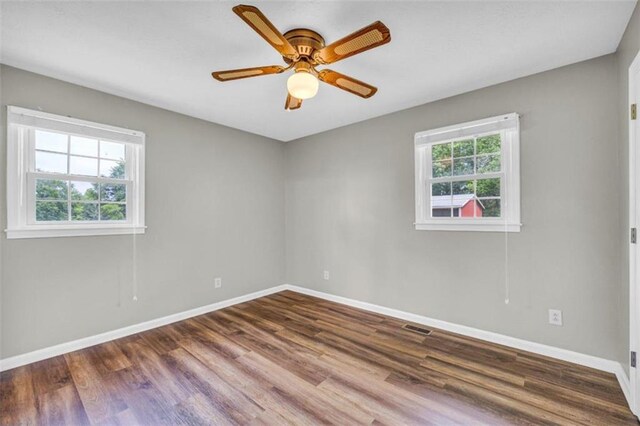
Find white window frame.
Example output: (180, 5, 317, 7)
(6, 106, 146, 239)
(414, 113, 521, 232)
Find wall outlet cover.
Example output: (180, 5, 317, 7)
(214, 277, 222, 289)
(548, 309, 562, 326)
(323, 270, 330, 280)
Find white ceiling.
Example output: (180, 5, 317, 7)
(1, 1, 636, 142)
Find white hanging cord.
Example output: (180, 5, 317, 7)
(504, 216, 509, 305)
(132, 229, 138, 302)
(117, 267, 122, 308)
(503, 129, 514, 305)
(131, 156, 139, 302)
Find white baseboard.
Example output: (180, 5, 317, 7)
(614, 363, 633, 413)
(282, 284, 634, 413)
(0, 284, 289, 372)
(0, 282, 634, 415)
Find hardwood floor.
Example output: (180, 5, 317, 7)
(1, 290, 637, 425)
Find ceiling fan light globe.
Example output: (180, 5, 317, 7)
(287, 72, 319, 100)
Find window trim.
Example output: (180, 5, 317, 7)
(6, 106, 146, 239)
(414, 113, 521, 232)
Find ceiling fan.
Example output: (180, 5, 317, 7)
(211, 4, 391, 110)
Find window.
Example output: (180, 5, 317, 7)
(414, 113, 521, 232)
(6, 106, 145, 238)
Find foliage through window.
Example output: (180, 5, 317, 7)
(34, 130, 127, 222)
(414, 113, 521, 232)
(6, 107, 145, 238)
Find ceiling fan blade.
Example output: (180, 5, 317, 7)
(233, 5, 299, 60)
(285, 93, 303, 110)
(318, 69, 378, 98)
(313, 21, 390, 65)
(211, 65, 285, 81)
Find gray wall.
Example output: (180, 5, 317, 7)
(617, 3, 640, 375)
(0, 65, 286, 359)
(285, 54, 624, 361)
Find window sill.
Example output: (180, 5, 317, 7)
(415, 222, 521, 232)
(5, 225, 146, 239)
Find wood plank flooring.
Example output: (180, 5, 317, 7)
(1, 290, 637, 425)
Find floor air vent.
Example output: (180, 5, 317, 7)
(402, 324, 432, 335)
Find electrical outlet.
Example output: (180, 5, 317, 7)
(323, 270, 330, 280)
(548, 309, 562, 326)
(214, 277, 222, 289)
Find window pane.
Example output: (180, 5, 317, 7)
(36, 179, 68, 200)
(476, 178, 500, 197)
(100, 160, 125, 179)
(72, 202, 99, 221)
(432, 159, 452, 178)
(36, 201, 68, 221)
(70, 156, 98, 176)
(474, 200, 483, 217)
(452, 180, 474, 195)
(477, 134, 501, 154)
(432, 181, 452, 217)
(452, 181, 475, 217)
(70, 136, 98, 157)
(35, 130, 67, 153)
(431, 182, 451, 217)
(100, 203, 126, 221)
(453, 139, 474, 157)
(100, 183, 126, 202)
(479, 199, 501, 217)
(432, 207, 451, 217)
(35, 151, 67, 173)
(453, 157, 474, 176)
(431, 143, 451, 161)
(477, 154, 501, 174)
(431, 182, 451, 196)
(100, 141, 126, 160)
(70, 181, 98, 201)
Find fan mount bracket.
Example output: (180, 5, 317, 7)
(283, 28, 325, 64)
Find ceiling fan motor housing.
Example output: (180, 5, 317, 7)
(283, 29, 325, 64)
